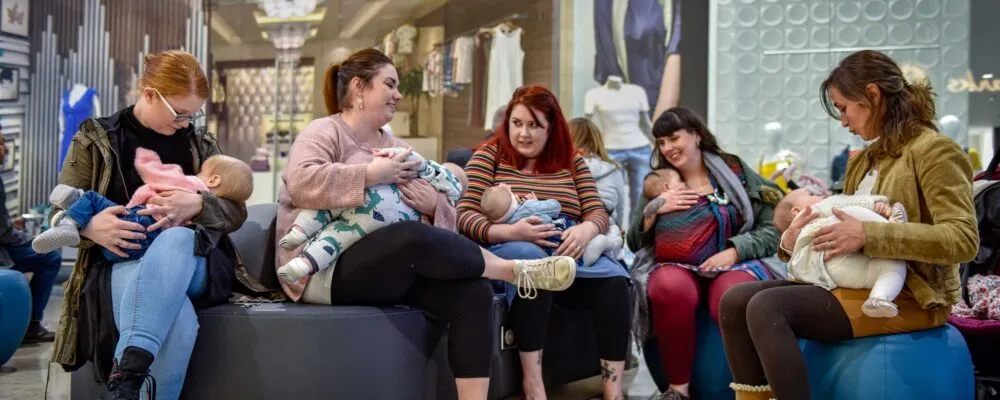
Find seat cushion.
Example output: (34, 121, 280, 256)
(180, 302, 441, 399)
(0, 270, 30, 366)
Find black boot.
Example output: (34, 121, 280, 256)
(107, 346, 156, 400)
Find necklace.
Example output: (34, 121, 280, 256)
(707, 188, 730, 205)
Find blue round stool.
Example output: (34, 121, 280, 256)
(645, 313, 975, 400)
(0, 269, 31, 367)
(802, 324, 974, 400)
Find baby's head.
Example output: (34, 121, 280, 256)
(442, 162, 468, 195)
(642, 168, 685, 199)
(481, 184, 519, 222)
(773, 188, 824, 232)
(197, 155, 254, 203)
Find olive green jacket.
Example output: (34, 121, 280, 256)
(52, 116, 247, 367)
(841, 129, 979, 309)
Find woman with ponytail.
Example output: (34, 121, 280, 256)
(718, 50, 979, 400)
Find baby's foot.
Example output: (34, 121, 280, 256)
(32, 219, 80, 253)
(582, 235, 610, 267)
(277, 257, 316, 283)
(862, 297, 899, 318)
(279, 226, 309, 250)
(888, 202, 908, 223)
(49, 184, 84, 210)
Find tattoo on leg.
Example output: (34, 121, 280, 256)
(537, 350, 543, 366)
(600, 361, 618, 383)
(643, 198, 665, 217)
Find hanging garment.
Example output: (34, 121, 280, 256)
(423, 48, 444, 96)
(470, 31, 492, 128)
(453, 36, 476, 84)
(484, 27, 524, 130)
(60, 86, 98, 171)
(594, 0, 681, 111)
(442, 42, 461, 96)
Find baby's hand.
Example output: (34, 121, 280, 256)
(372, 148, 395, 158)
(874, 201, 891, 218)
(525, 192, 538, 200)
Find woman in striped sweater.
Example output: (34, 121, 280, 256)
(458, 86, 631, 400)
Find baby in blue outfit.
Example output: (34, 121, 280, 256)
(481, 183, 621, 267)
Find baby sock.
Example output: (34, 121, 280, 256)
(888, 202, 908, 223)
(32, 217, 81, 254)
(582, 235, 611, 267)
(279, 225, 309, 250)
(49, 184, 84, 210)
(277, 257, 317, 283)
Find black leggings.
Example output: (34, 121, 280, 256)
(510, 276, 632, 361)
(329, 221, 493, 378)
(718, 280, 854, 400)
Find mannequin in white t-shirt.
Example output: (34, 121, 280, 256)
(585, 75, 654, 214)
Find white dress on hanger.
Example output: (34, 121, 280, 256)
(484, 26, 524, 130)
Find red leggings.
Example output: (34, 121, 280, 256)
(647, 265, 757, 385)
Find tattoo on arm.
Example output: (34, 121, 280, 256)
(643, 198, 665, 217)
(600, 360, 618, 383)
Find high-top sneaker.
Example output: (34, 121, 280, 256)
(107, 346, 155, 400)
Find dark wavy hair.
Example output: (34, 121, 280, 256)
(323, 48, 393, 114)
(649, 107, 732, 169)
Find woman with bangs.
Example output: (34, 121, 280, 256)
(458, 85, 632, 400)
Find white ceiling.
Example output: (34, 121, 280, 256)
(209, 0, 434, 47)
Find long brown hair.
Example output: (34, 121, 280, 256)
(569, 117, 616, 165)
(323, 49, 393, 115)
(484, 85, 575, 174)
(820, 50, 937, 164)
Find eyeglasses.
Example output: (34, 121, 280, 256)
(153, 88, 205, 123)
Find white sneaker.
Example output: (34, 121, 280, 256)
(513, 256, 576, 299)
(279, 227, 309, 250)
(277, 257, 315, 283)
(862, 297, 899, 318)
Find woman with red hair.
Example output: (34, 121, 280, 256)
(458, 85, 631, 399)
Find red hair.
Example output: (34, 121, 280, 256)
(482, 85, 575, 174)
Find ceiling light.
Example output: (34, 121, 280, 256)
(256, 0, 322, 19)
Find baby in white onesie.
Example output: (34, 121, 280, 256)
(774, 189, 909, 318)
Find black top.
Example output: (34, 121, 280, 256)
(106, 106, 195, 205)
(0, 179, 30, 247)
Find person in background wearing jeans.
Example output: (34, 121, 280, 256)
(0, 135, 63, 343)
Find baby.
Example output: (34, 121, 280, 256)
(33, 148, 253, 262)
(641, 168, 687, 217)
(277, 148, 466, 283)
(774, 188, 909, 318)
(480, 183, 622, 267)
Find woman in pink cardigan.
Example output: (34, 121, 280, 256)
(277, 49, 576, 400)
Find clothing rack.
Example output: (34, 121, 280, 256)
(433, 12, 528, 47)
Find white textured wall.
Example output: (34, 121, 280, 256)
(709, 0, 971, 181)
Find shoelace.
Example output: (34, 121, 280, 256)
(515, 259, 556, 299)
(108, 370, 156, 399)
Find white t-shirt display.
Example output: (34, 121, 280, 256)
(484, 26, 524, 130)
(585, 82, 652, 150)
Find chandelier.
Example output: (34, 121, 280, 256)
(256, 0, 320, 19)
(267, 23, 312, 50)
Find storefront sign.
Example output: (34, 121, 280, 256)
(948, 71, 1000, 93)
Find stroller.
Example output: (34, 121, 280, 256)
(950, 149, 1000, 400)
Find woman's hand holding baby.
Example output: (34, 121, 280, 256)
(781, 207, 820, 253)
(81, 206, 147, 258)
(366, 148, 421, 185)
(557, 221, 600, 260)
(399, 179, 438, 217)
(813, 209, 866, 261)
(139, 190, 204, 231)
(655, 189, 700, 214)
(499, 216, 562, 248)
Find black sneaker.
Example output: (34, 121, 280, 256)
(107, 347, 156, 400)
(21, 321, 56, 344)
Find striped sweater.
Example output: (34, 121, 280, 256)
(458, 145, 610, 243)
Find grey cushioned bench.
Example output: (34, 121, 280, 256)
(71, 204, 603, 399)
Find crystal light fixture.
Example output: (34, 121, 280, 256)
(256, 0, 320, 19)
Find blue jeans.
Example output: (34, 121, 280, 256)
(111, 227, 207, 400)
(65, 191, 159, 262)
(608, 145, 653, 214)
(7, 243, 62, 321)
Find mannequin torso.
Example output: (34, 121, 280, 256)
(584, 76, 653, 150)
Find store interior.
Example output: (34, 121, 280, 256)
(4, 0, 1000, 398)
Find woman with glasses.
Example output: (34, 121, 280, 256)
(51, 50, 245, 400)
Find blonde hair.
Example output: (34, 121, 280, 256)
(481, 185, 513, 222)
(569, 118, 616, 165)
(202, 155, 253, 203)
(773, 195, 796, 233)
(136, 50, 209, 99)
